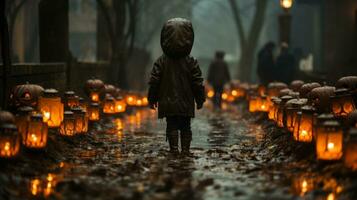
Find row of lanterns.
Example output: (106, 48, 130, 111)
(237, 76, 357, 170)
(0, 78, 149, 158)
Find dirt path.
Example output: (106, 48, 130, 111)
(2, 105, 341, 200)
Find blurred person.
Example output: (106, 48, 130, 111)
(257, 42, 276, 85)
(207, 51, 231, 108)
(275, 43, 295, 84)
(148, 18, 206, 156)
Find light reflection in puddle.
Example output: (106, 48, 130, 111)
(29, 173, 58, 197)
(291, 173, 343, 199)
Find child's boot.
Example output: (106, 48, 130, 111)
(180, 131, 192, 156)
(167, 131, 179, 154)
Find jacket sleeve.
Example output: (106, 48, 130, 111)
(190, 57, 206, 106)
(148, 58, 162, 105)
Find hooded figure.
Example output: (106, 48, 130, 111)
(148, 18, 206, 155)
(257, 42, 276, 84)
(207, 51, 231, 108)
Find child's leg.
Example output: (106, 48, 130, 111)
(166, 116, 179, 153)
(178, 117, 192, 154)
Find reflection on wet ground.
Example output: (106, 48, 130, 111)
(1, 105, 351, 199)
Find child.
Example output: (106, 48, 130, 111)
(148, 18, 206, 155)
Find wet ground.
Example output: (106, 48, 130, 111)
(0, 103, 356, 200)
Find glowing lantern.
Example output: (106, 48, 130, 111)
(71, 107, 85, 134)
(59, 111, 75, 136)
(126, 94, 137, 106)
(256, 95, 269, 112)
(285, 98, 308, 132)
(280, 0, 293, 11)
(316, 120, 343, 160)
(291, 174, 315, 196)
(85, 78, 105, 102)
(0, 124, 20, 158)
(38, 89, 64, 128)
(142, 97, 149, 106)
(103, 96, 116, 114)
(345, 128, 357, 170)
(277, 95, 293, 127)
(63, 91, 79, 109)
(15, 106, 34, 139)
(81, 109, 88, 133)
(268, 98, 281, 121)
(293, 106, 315, 142)
(249, 96, 258, 113)
(331, 89, 356, 117)
(88, 103, 100, 121)
(115, 96, 126, 113)
(24, 113, 48, 149)
(136, 98, 143, 107)
(79, 97, 87, 111)
(221, 92, 228, 101)
(313, 113, 335, 140)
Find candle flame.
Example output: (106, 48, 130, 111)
(31, 134, 38, 142)
(231, 90, 238, 96)
(43, 111, 51, 121)
(4, 142, 10, 151)
(301, 130, 308, 137)
(327, 142, 335, 150)
(207, 90, 214, 98)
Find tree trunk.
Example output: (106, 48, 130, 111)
(230, 0, 268, 82)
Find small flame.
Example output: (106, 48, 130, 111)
(301, 130, 308, 137)
(31, 134, 38, 142)
(4, 142, 10, 151)
(327, 142, 335, 150)
(231, 90, 238, 96)
(43, 111, 51, 121)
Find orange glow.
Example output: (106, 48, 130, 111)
(221, 93, 228, 100)
(91, 92, 99, 102)
(231, 90, 238, 97)
(207, 90, 214, 98)
(31, 179, 41, 196)
(316, 121, 343, 160)
(38, 90, 64, 128)
(24, 114, 48, 149)
(280, 0, 293, 9)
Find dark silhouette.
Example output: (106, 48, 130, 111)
(148, 18, 206, 155)
(257, 42, 276, 85)
(275, 43, 295, 84)
(207, 51, 231, 108)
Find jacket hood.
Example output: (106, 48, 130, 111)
(160, 18, 194, 58)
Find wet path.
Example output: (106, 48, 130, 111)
(2, 106, 318, 199)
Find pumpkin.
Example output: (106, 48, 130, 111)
(267, 82, 288, 98)
(0, 111, 15, 125)
(336, 76, 357, 90)
(279, 88, 293, 97)
(290, 80, 305, 92)
(308, 86, 335, 113)
(299, 82, 321, 98)
(9, 83, 44, 108)
(104, 84, 117, 97)
(84, 78, 105, 96)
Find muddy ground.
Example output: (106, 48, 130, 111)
(0, 103, 356, 200)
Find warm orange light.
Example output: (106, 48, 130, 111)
(293, 111, 314, 143)
(207, 90, 214, 98)
(280, 0, 293, 9)
(316, 121, 343, 160)
(31, 179, 41, 196)
(331, 89, 356, 117)
(91, 92, 99, 102)
(231, 90, 238, 97)
(142, 97, 149, 106)
(24, 114, 48, 149)
(88, 103, 100, 121)
(136, 99, 143, 107)
(0, 124, 20, 158)
(60, 111, 76, 136)
(38, 89, 64, 128)
(221, 93, 228, 100)
(103, 97, 116, 114)
(126, 95, 137, 106)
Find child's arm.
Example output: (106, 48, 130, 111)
(148, 58, 162, 109)
(190, 57, 206, 109)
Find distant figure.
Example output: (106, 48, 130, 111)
(207, 51, 231, 108)
(148, 18, 206, 156)
(275, 43, 295, 84)
(257, 42, 276, 85)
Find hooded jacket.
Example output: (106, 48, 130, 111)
(148, 18, 205, 118)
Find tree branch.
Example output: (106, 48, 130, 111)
(229, 0, 246, 47)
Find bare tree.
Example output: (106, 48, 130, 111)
(96, 0, 138, 89)
(229, 0, 268, 81)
